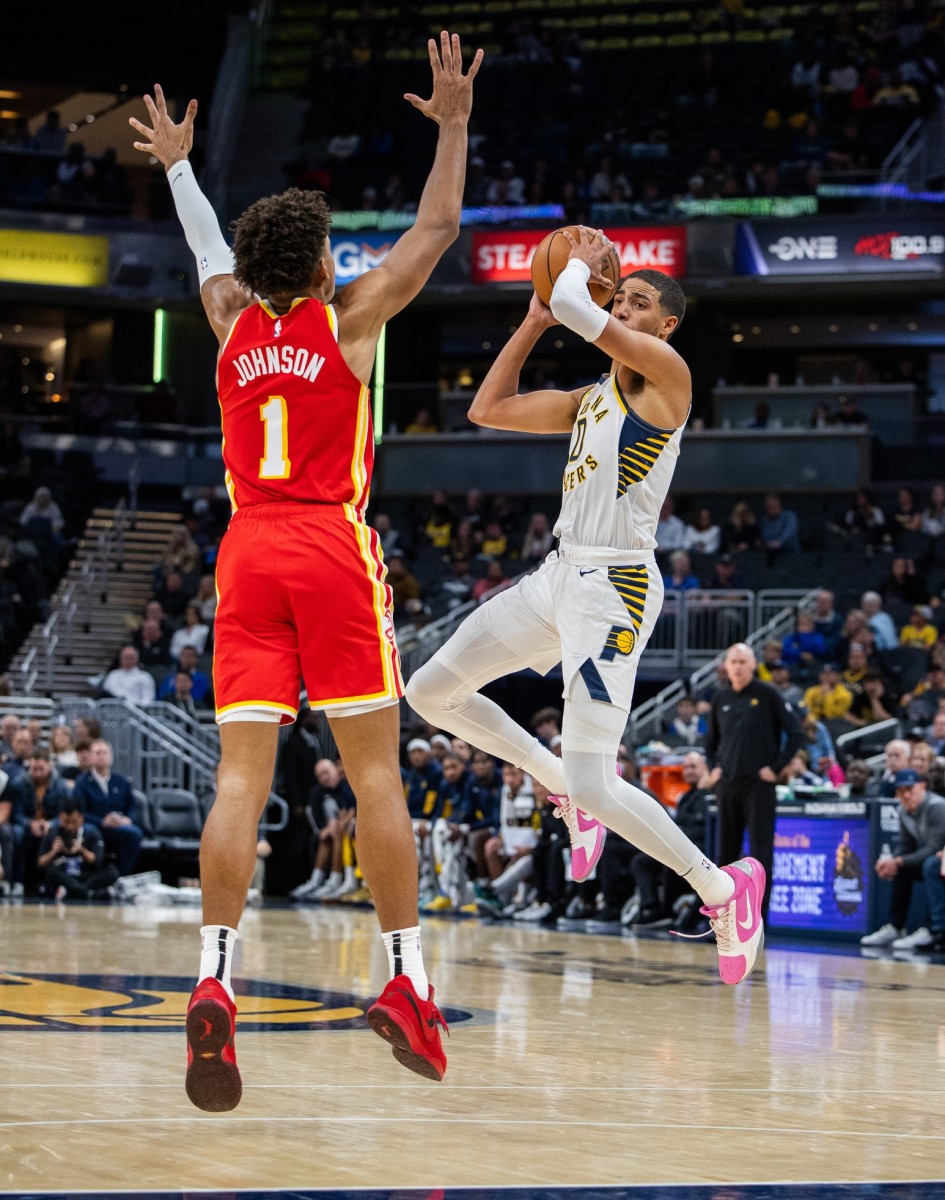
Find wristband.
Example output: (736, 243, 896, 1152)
(550, 259, 610, 342)
(167, 160, 235, 287)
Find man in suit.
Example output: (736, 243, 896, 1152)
(72, 738, 142, 876)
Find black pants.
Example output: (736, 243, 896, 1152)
(716, 774, 776, 917)
(597, 833, 637, 910)
(45, 863, 119, 899)
(632, 852, 690, 919)
(531, 832, 568, 911)
(0, 823, 12, 883)
(889, 860, 926, 929)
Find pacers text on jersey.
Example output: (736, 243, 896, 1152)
(232, 344, 326, 388)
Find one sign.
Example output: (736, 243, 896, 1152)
(734, 216, 945, 275)
(0, 229, 109, 287)
(330, 231, 401, 285)
(471, 226, 687, 283)
(767, 817, 872, 934)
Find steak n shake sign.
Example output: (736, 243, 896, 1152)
(471, 226, 687, 283)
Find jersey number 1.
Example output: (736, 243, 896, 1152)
(259, 396, 291, 479)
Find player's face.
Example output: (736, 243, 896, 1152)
(611, 280, 666, 338)
(442, 759, 464, 783)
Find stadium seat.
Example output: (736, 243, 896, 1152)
(879, 647, 932, 694)
(149, 788, 203, 859)
(132, 789, 162, 857)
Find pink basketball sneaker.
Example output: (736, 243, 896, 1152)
(550, 794, 606, 882)
(700, 858, 766, 985)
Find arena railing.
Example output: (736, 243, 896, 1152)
(96, 698, 287, 832)
(24, 464, 139, 699)
(0, 695, 56, 733)
(142, 700, 220, 756)
(835, 718, 901, 770)
(628, 588, 819, 746)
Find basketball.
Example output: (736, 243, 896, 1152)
(530, 225, 621, 308)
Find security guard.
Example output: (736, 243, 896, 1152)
(705, 641, 804, 916)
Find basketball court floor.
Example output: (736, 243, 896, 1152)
(2, 900, 944, 1199)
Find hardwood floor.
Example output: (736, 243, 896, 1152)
(1, 900, 942, 1196)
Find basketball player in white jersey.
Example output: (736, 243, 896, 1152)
(407, 228, 765, 983)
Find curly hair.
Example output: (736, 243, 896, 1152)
(231, 188, 332, 298)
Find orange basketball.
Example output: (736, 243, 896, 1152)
(530, 225, 621, 308)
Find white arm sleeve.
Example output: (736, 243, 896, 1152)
(166, 159, 235, 287)
(549, 259, 610, 342)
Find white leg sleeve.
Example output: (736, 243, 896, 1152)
(563, 750, 703, 876)
(406, 624, 568, 795)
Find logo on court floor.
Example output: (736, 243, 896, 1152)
(0, 973, 480, 1032)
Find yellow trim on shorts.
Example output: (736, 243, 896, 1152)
(216, 699, 299, 718)
(345, 384, 370, 512)
(314, 687, 399, 707)
(343, 503, 403, 699)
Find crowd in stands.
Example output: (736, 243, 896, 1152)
(368, 489, 557, 634)
(94, 505, 224, 710)
(0, 713, 139, 901)
(0, 110, 132, 215)
(372, 480, 945, 648)
(0, 472, 87, 670)
(3, 0, 941, 223)
(280, 0, 944, 216)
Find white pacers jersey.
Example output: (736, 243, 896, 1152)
(554, 372, 686, 554)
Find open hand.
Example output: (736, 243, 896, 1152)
(561, 226, 614, 291)
(129, 83, 197, 170)
(405, 31, 483, 124)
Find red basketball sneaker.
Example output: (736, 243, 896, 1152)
(185, 977, 242, 1111)
(366, 975, 449, 1081)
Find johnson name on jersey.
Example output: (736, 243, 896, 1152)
(217, 298, 372, 514)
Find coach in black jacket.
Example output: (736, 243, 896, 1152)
(705, 642, 804, 917)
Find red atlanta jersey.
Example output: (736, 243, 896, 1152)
(216, 298, 373, 514)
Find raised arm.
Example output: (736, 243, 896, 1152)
(468, 293, 585, 433)
(129, 84, 249, 344)
(335, 34, 482, 370)
(550, 228, 691, 429)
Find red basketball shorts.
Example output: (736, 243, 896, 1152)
(213, 502, 403, 724)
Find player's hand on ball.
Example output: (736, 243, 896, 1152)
(527, 291, 558, 327)
(561, 226, 616, 291)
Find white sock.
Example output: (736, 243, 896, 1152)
(342, 866, 356, 888)
(519, 741, 568, 796)
(382, 925, 429, 1000)
(684, 855, 736, 909)
(198, 924, 239, 1000)
(309, 867, 326, 888)
(322, 871, 342, 891)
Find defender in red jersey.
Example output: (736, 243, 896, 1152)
(131, 36, 482, 1108)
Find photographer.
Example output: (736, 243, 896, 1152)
(36, 800, 118, 901)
